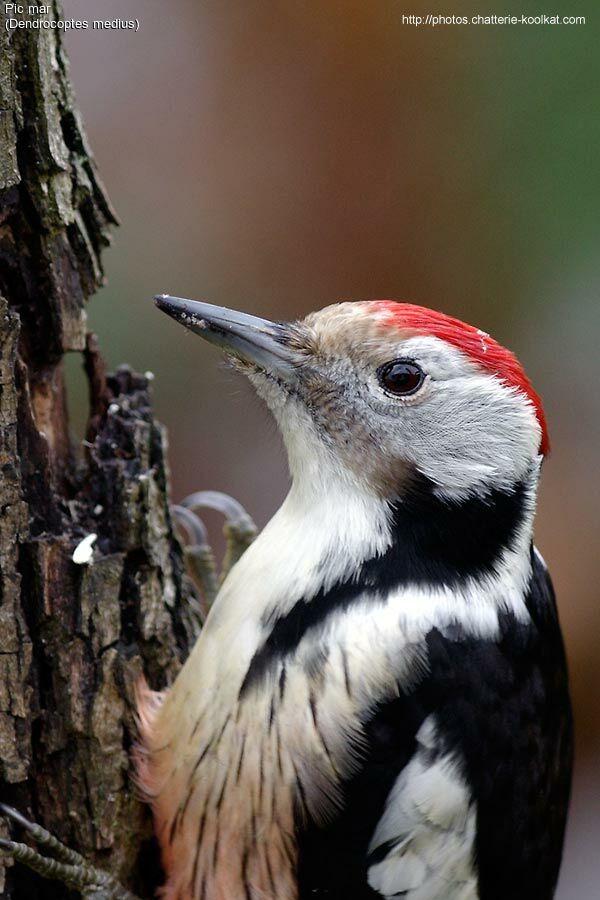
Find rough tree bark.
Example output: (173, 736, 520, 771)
(0, 6, 195, 898)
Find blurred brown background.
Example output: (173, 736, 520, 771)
(63, 1, 599, 894)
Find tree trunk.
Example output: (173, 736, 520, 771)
(0, 6, 194, 897)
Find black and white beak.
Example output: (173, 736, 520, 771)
(155, 295, 302, 380)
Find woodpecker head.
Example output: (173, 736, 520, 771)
(156, 296, 547, 502)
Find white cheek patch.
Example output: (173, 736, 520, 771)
(360, 335, 543, 502)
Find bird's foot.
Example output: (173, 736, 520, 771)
(172, 490, 257, 621)
(0, 804, 141, 900)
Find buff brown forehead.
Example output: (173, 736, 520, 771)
(300, 301, 395, 353)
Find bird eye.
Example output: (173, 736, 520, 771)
(377, 360, 425, 397)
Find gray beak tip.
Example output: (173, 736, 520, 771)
(154, 294, 208, 329)
(152, 294, 301, 378)
(155, 294, 182, 315)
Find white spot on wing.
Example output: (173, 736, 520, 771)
(368, 716, 478, 899)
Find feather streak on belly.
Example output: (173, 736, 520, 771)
(136, 677, 299, 900)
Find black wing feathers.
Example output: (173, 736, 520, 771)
(297, 549, 573, 900)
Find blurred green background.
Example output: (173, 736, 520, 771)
(63, 1, 599, 894)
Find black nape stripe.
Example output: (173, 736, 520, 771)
(386, 472, 529, 584)
(240, 475, 529, 696)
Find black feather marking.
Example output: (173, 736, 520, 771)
(235, 699, 244, 724)
(304, 644, 329, 682)
(279, 665, 287, 700)
(366, 838, 397, 867)
(189, 738, 214, 781)
(168, 810, 179, 846)
(265, 849, 277, 895)
(293, 760, 308, 818)
(276, 724, 284, 778)
(241, 474, 530, 695)
(258, 752, 265, 808)
(178, 780, 197, 834)
(296, 550, 573, 900)
(241, 846, 253, 900)
(268, 695, 276, 731)
(280, 827, 297, 871)
(169, 800, 182, 844)
(214, 713, 231, 745)
(214, 770, 229, 816)
(309, 689, 339, 776)
(309, 691, 319, 730)
(212, 823, 220, 868)
(190, 810, 207, 899)
(191, 713, 202, 739)
(235, 735, 247, 783)
(176, 741, 212, 842)
(341, 648, 352, 697)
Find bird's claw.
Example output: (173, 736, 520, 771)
(0, 804, 141, 900)
(172, 490, 257, 624)
(181, 490, 258, 572)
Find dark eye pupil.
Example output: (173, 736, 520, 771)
(378, 361, 424, 396)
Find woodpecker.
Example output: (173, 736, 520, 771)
(138, 297, 572, 900)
